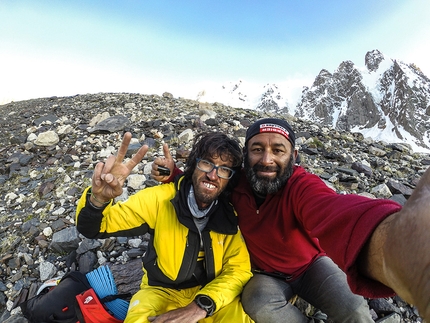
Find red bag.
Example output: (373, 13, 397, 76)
(76, 288, 123, 323)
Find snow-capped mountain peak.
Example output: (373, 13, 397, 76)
(197, 50, 430, 153)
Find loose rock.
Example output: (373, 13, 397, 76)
(0, 92, 428, 322)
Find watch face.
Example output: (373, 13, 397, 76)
(195, 295, 215, 316)
(199, 296, 212, 306)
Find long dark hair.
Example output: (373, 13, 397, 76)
(183, 132, 243, 195)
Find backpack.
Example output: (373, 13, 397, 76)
(20, 267, 130, 323)
(20, 271, 90, 323)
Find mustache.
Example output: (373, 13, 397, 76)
(253, 164, 280, 173)
(202, 174, 218, 186)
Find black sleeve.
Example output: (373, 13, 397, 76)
(76, 199, 106, 239)
(76, 198, 150, 239)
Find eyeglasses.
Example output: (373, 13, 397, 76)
(196, 158, 235, 179)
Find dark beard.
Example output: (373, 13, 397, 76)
(191, 172, 221, 207)
(244, 153, 294, 196)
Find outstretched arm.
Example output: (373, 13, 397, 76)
(90, 132, 148, 206)
(360, 167, 430, 320)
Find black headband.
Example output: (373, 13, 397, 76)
(245, 118, 295, 148)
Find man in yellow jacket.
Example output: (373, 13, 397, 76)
(76, 131, 253, 323)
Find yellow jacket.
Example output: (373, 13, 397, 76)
(76, 175, 252, 314)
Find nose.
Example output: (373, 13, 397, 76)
(206, 168, 218, 180)
(260, 151, 274, 165)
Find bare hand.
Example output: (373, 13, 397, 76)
(91, 132, 148, 205)
(147, 301, 206, 322)
(362, 166, 430, 321)
(151, 143, 175, 182)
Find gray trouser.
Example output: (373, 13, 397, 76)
(241, 256, 374, 323)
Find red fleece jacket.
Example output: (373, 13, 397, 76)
(232, 166, 402, 298)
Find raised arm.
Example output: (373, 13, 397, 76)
(360, 167, 430, 321)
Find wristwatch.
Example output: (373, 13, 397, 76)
(194, 294, 215, 317)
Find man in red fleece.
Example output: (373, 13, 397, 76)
(153, 118, 430, 322)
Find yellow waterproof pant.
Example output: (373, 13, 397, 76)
(124, 285, 254, 323)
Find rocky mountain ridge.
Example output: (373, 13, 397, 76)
(197, 50, 430, 153)
(0, 92, 429, 322)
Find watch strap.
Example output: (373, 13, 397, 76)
(194, 294, 215, 317)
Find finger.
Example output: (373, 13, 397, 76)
(152, 157, 162, 167)
(115, 132, 132, 164)
(151, 158, 169, 178)
(160, 143, 175, 170)
(102, 155, 117, 178)
(92, 162, 105, 188)
(151, 158, 163, 178)
(104, 173, 124, 198)
(162, 143, 173, 162)
(151, 171, 169, 182)
(403, 168, 430, 208)
(147, 316, 156, 322)
(126, 145, 149, 172)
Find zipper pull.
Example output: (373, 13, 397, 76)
(256, 209, 259, 215)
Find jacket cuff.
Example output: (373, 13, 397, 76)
(85, 188, 110, 210)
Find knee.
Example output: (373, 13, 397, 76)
(242, 296, 282, 321)
(241, 285, 265, 313)
(329, 298, 372, 322)
(242, 294, 306, 323)
(241, 275, 293, 316)
(242, 287, 265, 307)
(241, 285, 289, 317)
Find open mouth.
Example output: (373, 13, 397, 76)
(202, 181, 216, 190)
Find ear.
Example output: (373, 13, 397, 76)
(293, 149, 301, 165)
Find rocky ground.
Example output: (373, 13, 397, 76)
(0, 92, 429, 322)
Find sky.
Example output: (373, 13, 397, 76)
(1, 0, 430, 105)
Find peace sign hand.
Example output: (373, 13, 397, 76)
(90, 132, 148, 206)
